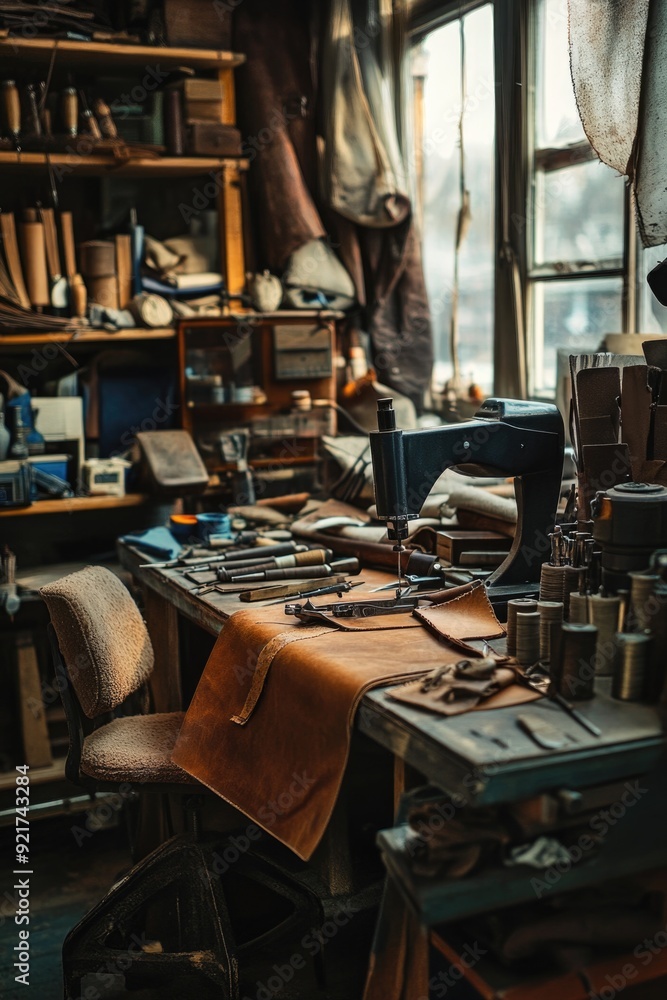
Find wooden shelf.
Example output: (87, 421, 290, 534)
(0, 37, 246, 72)
(0, 494, 153, 518)
(0, 327, 176, 347)
(0, 151, 248, 177)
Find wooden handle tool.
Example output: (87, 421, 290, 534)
(92, 97, 117, 139)
(1, 80, 21, 141)
(60, 212, 87, 317)
(61, 86, 78, 137)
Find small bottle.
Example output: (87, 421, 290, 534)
(0, 408, 9, 461)
(10, 410, 29, 460)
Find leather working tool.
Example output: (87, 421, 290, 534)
(521, 663, 601, 737)
(145, 541, 310, 571)
(285, 595, 424, 624)
(371, 569, 476, 594)
(264, 580, 362, 605)
(232, 558, 360, 583)
(185, 549, 335, 584)
(238, 577, 358, 603)
(369, 397, 564, 612)
(1, 80, 21, 150)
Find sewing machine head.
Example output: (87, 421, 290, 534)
(370, 398, 564, 603)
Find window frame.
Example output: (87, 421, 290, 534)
(409, 0, 643, 400)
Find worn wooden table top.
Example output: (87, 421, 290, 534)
(117, 540, 665, 807)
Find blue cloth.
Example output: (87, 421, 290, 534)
(121, 526, 182, 560)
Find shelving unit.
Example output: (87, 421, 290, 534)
(0, 151, 249, 177)
(0, 494, 152, 517)
(0, 327, 176, 347)
(0, 36, 249, 801)
(178, 314, 341, 495)
(0, 37, 246, 72)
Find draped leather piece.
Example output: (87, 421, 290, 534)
(172, 606, 478, 860)
(233, 0, 325, 272)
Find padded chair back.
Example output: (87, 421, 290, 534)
(40, 566, 154, 719)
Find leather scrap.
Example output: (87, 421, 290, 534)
(406, 797, 510, 878)
(621, 364, 652, 479)
(391, 659, 515, 715)
(413, 580, 506, 652)
(390, 659, 540, 716)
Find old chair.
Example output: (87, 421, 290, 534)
(41, 565, 322, 1000)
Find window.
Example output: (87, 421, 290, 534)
(528, 0, 627, 395)
(411, 0, 658, 401)
(411, 3, 495, 394)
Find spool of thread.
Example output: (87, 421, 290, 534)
(612, 633, 652, 702)
(540, 563, 565, 603)
(562, 566, 580, 619)
(537, 600, 563, 662)
(588, 593, 621, 676)
(79, 240, 116, 278)
(506, 598, 538, 657)
(552, 623, 598, 701)
(629, 573, 659, 632)
(87, 275, 119, 309)
(516, 611, 540, 667)
(568, 592, 589, 624)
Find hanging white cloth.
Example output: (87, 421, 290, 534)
(569, 0, 667, 247)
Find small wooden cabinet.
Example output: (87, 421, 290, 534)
(177, 312, 342, 496)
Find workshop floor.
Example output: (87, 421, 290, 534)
(0, 815, 133, 999)
(0, 813, 376, 1000)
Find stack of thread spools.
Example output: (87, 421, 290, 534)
(532, 524, 667, 704)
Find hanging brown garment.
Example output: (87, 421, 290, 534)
(233, 0, 325, 272)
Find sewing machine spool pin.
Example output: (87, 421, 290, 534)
(370, 397, 565, 617)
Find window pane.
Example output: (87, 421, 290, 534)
(416, 4, 495, 392)
(536, 0, 586, 148)
(531, 278, 623, 393)
(534, 160, 625, 266)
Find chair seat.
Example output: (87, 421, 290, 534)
(81, 712, 194, 784)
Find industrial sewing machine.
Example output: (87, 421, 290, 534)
(369, 398, 565, 614)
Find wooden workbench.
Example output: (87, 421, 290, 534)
(117, 540, 667, 923)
